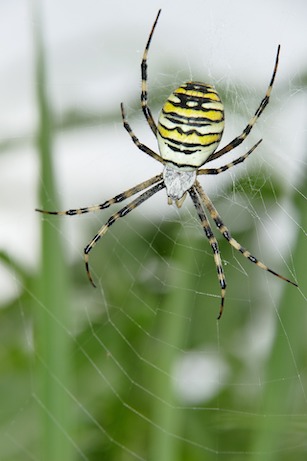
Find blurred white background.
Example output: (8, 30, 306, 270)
(0, 0, 306, 302)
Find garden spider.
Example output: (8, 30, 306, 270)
(36, 9, 298, 318)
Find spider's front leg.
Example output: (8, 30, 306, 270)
(120, 103, 165, 164)
(140, 9, 161, 136)
(205, 45, 280, 164)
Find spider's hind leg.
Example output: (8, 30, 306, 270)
(83, 181, 165, 287)
(195, 181, 298, 289)
(189, 186, 227, 319)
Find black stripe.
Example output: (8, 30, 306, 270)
(158, 121, 222, 138)
(181, 82, 216, 92)
(167, 98, 223, 113)
(163, 143, 219, 156)
(162, 110, 224, 125)
(165, 157, 203, 168)
(173, 93, 221, 109)
(159, 134, 219, 150)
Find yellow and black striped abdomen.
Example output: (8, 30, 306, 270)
(157, 82, 224, 168)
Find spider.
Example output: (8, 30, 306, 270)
(36, 9, 298, 318)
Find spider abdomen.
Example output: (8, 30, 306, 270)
(157, 82, 225, 168)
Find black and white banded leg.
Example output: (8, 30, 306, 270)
(120, 103, 164, 164)
(189, 186, 227, 319)
(205, 45, 280, 164)
(84, 181, 165, 287)
(195, 180, 298, 288)
(140, 9, 161, 136)
(198, 139, 262, 176)
(35, 174, 163, 217)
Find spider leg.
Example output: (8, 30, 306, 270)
(189, 186, 227, 319)
(120, 103, 165, 164)
(195, 180, 298, 288)
(35, 174, 163, 216)
(84, 180, 165, 287)
(198, 139, 262, 176)
(205, 45, 280, 165)
(140, 9, 161, 136)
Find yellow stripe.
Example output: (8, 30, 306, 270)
(158, 124, 221, 146)
(163, 101, 223, 121)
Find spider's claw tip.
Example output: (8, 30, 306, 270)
(86, 269, 96, 288)
(217, 306, 223, 320)
(289, 279, 298, 288)
(217, 293, 225, 320)
(84, 254, 96, 288)
(87, 272, 96, 288)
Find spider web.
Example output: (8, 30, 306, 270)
(1, 1, 307, 460)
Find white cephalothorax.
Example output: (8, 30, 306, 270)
(163, 164, 196, 207)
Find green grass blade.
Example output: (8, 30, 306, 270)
(149, 240, 213, 461)
(33, 1, 74, 460)
(249, 179, 306, 460)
